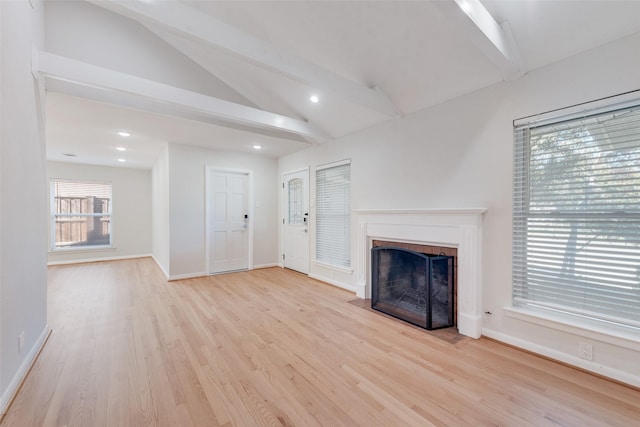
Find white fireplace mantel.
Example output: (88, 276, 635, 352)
(355, 208, 487, 338)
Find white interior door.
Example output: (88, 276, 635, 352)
(207, 170, 249, 274)
(283, 169, 309, 274)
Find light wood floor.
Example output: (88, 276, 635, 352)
(3, 258, 639, 426)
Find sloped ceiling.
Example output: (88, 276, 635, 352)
(44, 0, 640, 169)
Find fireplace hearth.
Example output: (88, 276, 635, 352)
(371, 246, 454, 330)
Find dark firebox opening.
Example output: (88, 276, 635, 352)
(371, 247, 454, 330)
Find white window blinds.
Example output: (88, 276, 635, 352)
(513, 99, 640, 328)
(316, 160, 351, 268)
(51, 179, 112, 249)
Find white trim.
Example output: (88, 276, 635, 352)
(504, 306, 640, 352)
(309, 273, 356, 293)
(47, 253, 152, 266)
(354, 208, 488, 215)
(49, 245, 115, 254)
(315, 158, 351, 171)
(355, 208, 486, 339)
(312, 260, 353, 275)
(252, 263, 279, 270)
(514, 90, 640, 128)
(151, 254, 169, 280)
(53, 213, 111, 218)
(169, 271, 207, 281)
(482, 328, 640, 389)
(205, 167, 254, 275)
(0, 326, 51, 415)
(282, 167, 310, 176)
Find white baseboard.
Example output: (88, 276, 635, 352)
(1, 326, 51, 415)
(168, 271, 207, 281)
(355, 280, 367, 299)
(458, 313, 482, 339)
(309, 273, 356, 293)
(48, 253, 152, 266)
(167, 263, 279, 281)
(482, 328, 640, 388)
(252, 263, 279, 270)
(151, 255, 170, 280)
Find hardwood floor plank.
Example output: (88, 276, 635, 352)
(2, 258, 640, 426)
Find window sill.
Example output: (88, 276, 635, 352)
(49, 246, 115, 255)
(313, 261, 353, 275)
(504, 306, 640, 351)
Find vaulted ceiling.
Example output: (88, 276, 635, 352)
(44, 0, 640, 168)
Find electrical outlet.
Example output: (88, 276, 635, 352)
(579, 342, 593, 361)
(18, 331, 25, 353)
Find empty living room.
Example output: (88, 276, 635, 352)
(1, 0, 640, 425)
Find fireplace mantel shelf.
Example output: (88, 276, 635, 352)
(355, 208, 486, 339)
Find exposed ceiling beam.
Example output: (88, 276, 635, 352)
(86, 0, 399, 116)
(146, 26, 306, 125)
(34, 50, 329, 141)
(437, 0, 525, 80)
(145, 25, 323, 146)
(45, 79, 310, 144)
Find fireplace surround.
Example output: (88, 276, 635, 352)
(355, 209, 486, 338)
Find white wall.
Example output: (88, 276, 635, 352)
(0, 0, 49, 412)
(151, 144, 170, 277)
(167, 144, 279, 279)
(279, 32, 640, 386)
(47, 161, 152, 264)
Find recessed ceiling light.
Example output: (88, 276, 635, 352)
(116, 146, 127, 151)
(252, 145, 262, 150)
(63, 153, 77, 157)
(117, 158, 126, 163)
(117, 131, 131, 137)
(310, 95, 319, 103)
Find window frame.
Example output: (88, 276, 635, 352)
(315, 159, 351, 270)
(512, 93, 640, 330)
(50, 178, 114, 252)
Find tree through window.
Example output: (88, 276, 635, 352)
(513, 101, 640, 327)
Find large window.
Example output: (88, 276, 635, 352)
(51, 179, 112, 250)
(316, 160, 351, 268)
(513, 98, 640, 328)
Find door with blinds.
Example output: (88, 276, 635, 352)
(206, 169, 250, 274)
(283, 169, 309, 274)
